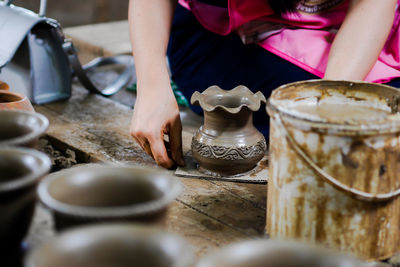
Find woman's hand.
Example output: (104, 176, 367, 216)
(130, 72, 184, 168)
(129, 0, 180, 168)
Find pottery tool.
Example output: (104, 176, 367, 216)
(175, 152, 268, 184)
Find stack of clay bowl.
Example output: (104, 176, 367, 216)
(0, 82, 48, 148)
(0, 81, 52, 266)
(0, 81, 192, 266)
(29, 163, 188, 266)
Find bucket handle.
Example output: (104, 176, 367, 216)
(274, 113, 400, 202)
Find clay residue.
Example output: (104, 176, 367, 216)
(39, 138, 77, 171)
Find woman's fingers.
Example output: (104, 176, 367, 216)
(130, 133, 154, 159)
(129, 79, 182, 169)
(142, 139, 154, 159)
(148, 133, 175, 169)
(169, 115, 185, 166)
(131, 129, 175, 168)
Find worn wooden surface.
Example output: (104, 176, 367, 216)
(65, 21, 131, 64)
(31, 21, 395, 265)
(30, 85, 267, 258)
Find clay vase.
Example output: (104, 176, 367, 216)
(0, 147, 51, 266)
(0, 89, 34, 112)
(37, 164, 182, 231)
(25, 224, 194, 267)
(191, 85, 267, 176)
(196, 240, 383, 267)
(0, 110, 49, 148)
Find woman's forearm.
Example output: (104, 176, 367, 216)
(128, 0, 184, 169)
(324, 0, 397, 80)
(128, 0, 177, 94)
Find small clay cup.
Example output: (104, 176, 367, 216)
(0, 147, 51, 266)
(38, 164, 182, 231)
(196, 240, 383, 267)
(0, 81, 10, 90)
(25, 224, 194, 267)
(0, 89, 34, 112)
(0, 110, 49, 148)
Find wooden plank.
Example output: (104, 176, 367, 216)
(64, 20, 131, 64)
(179, 178, 266, 235)
(165, 201, 247, 257)
(35, 105, 154, 165)
(210, 181, 267, 211)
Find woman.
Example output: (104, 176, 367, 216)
(128, 0, 400, 168)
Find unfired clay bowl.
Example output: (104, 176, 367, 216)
(0, 89, 34, 111)
(25, 224, 194, 267)
(196, 240, 384, 267)
(38, 164, 182, 231)
(0, 147, 51, 266)
(0, 110, 49, 148)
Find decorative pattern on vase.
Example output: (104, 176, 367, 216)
(192, 138, 266, 161)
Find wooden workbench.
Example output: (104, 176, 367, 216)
(28, 84, 267, 259)
(23, 20, 267, 260)
(24, 20, 397, 265)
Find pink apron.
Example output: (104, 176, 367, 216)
(179, 0, 400, 83)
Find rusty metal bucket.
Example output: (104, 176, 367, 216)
(266, 80, 400, 261)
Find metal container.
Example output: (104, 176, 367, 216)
(266, 80, 400, 261)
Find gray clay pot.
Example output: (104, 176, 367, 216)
(25, 224, 194, 267)
(0, 147, 51, 265)
(191, 85, 267, 176)
(0, 110, 49, 148)
(196, 239, 385, 267)
(37, 164, 182, 231)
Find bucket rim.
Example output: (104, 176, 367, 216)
(267, 79, 400, 135)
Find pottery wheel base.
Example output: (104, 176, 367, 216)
(175, 152, 268, 184)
